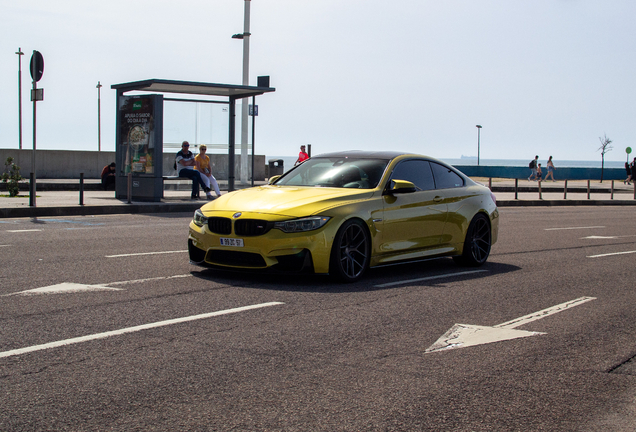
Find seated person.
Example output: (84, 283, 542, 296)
(101, 162, 116, 190)
(175, 141, 211, 200)
(194, 144, 221, 199)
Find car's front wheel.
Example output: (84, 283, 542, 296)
(330, 219, 370, 282)
(453, 213, 491, 266)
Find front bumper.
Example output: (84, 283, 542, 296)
(188, 220, 335, 274)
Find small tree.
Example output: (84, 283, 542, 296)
(598, 134, 613, 183)
(1, 157, 23, 197)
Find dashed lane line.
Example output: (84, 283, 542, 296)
(105, 274, 192, 286)
(544, 226, 605, 231)
(0, 302, 285, 359)
(106, 250, 188, 258)
(374, 270, 488, 288)
(587, 250, 636, 258)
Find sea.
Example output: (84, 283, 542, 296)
(267, 155, 628, 171)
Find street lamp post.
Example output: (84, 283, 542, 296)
(476, 125, 482, 166)
(232, 0, 251, 185)
(16, 48, 24, 150)
(97, 81, 102, 151)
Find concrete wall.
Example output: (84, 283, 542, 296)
(0, 149, 623, 181)
(0, 149, 266, 180)
(0, 149, 115, 179)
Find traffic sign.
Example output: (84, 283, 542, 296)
(30, 50, 44, 82)
(627, 147, 632, 154)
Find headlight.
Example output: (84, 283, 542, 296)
(193, 209, 208, 227)
(274, 216, 331, 233)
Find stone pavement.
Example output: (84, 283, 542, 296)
(1, 178, 635, 218)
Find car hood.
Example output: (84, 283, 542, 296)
(200, 185, 374, 217)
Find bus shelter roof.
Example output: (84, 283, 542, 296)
(111, 79, 275, 99)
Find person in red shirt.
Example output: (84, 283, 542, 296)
(101, 162, 116, 190)
(295, 145, 309, 166)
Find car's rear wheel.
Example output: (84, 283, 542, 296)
(330, 219, 370, 282)
(453, 213, 491, 266)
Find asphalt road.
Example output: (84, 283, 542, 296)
(1, 208, 635, 431)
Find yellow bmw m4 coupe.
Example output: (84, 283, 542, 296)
(188, 151, 498, 282)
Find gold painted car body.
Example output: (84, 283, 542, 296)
(188, 151, 498, 279)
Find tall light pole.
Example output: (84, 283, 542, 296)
(16, 48, 24, 150)
(476, 125, 482, 166)
(232, 0, 251, 184)
(97, 81, 102, 151)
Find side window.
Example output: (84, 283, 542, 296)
(390, 160, 435, 191)
(430, 162, 464, 189)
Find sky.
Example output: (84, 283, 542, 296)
(1, 0, 635, 163)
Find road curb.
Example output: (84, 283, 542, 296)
(497, 199, 636, 207)
(0, 203, 202, 218)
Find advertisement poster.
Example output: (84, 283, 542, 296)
(118, 96, 156, 175)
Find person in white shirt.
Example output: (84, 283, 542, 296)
(176, 141, 211, 200)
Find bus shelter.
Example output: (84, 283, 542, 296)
(111, 79, 275, 201)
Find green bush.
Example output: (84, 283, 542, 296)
(2, 157, 23, 197)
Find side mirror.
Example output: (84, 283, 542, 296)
(268, 175, 281, 185)
(389, 179, 417, 194)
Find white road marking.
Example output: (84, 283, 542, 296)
(587, 250, 636, 258)
(544, 226, 605, 231)
(426, 296, 596, 353)
(6, 229, 43, 233)
(3, 283, 123, 297)
(0, 244, 11, 247)
(2, 275, 193, 297)
(0, 302, 285, 359)
(106, 250, 187, 258)
(583, 236, 618, 239)
(374, 270, 487, 288)
(582, 235, 636, 240)
(106, 274, 192, 286)
(494, 296, 596, 329)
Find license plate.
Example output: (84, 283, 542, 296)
(220, 238, 244, 247)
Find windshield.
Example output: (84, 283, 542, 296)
(274, 157, 390, 189)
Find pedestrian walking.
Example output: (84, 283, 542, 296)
(624, 162, 632, 185)
(545, 156, 556, 181)
(295, 145, 310, 166)
(528, 155, 539, 181)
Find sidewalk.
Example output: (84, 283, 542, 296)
(1, 178, 635, 218)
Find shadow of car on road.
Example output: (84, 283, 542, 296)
(190, 258, 520, 294)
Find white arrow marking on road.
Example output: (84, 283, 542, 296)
(3, 283, 123, 297)
(426, 296, 596, 353)
(2, 275, 194, 297)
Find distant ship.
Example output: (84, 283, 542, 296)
(460, 155, 477, 159)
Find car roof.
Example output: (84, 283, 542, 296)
(312, 150, 420, 160)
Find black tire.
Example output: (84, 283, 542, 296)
(453, 213, 491, 267)
(330, 219, 370, 282)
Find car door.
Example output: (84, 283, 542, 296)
(377, 159, 448, 260)
(428, 161, 470, 246)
